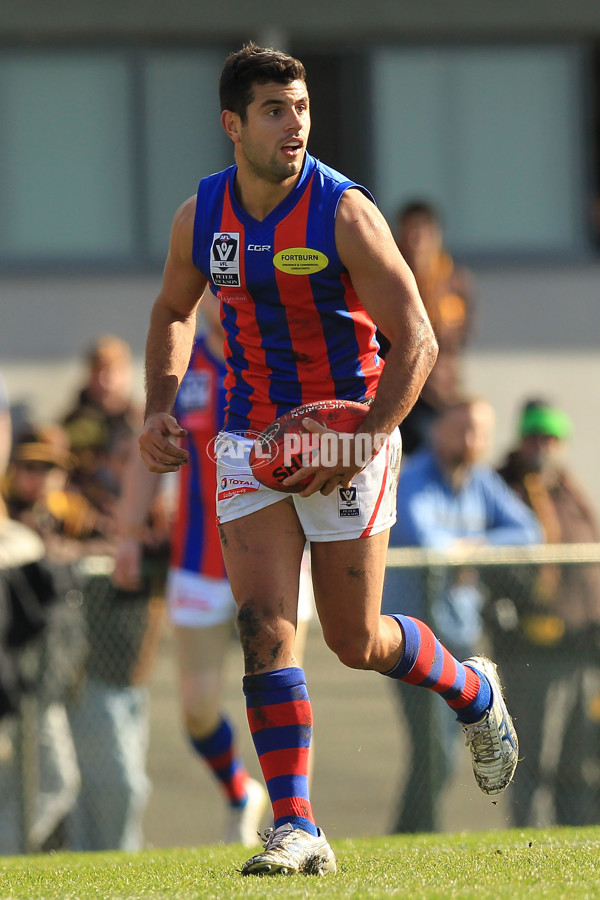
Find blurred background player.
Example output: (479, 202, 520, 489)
(114, 293, 314, 846)
(494, 398, 600, 826)
(382, 200, 475, 457)
(382, 397, 540, 833)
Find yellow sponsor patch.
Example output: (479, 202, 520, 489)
(273, 247, 328, 275)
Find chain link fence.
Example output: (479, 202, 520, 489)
(1, 544, 600, 853)
(385, 544, 600, 833)
(0, 555, 165, 854)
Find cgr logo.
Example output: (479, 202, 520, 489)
(247, 244, 272, 251)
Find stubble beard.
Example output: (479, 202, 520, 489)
(245, 146, 304, 186)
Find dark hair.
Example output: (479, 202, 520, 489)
(396, 199, 441, 226)
(219, 42, 306, 123)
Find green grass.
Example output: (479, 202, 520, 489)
(1, 828, 599, 899)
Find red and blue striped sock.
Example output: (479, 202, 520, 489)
(190, 716, 249, 807)
(243, 666, 316, 836)
(383, 614, 491, 724)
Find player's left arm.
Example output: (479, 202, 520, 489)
(336, 188, 438, 438)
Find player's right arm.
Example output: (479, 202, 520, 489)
(141, 196, 209, 473)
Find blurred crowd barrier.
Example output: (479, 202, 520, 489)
(386, 543, 600, 833)
(1, 545, 600, 854)
(0, 555, 164, 855)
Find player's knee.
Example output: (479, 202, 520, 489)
(236, 601, 282, 660)
(183, 708, 219, 739)
(323, 630, 375, 670)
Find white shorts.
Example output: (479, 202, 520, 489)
(215, 428, 402, 542)
(166, 550, 315, 628)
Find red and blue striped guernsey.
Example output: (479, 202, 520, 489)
(171, 335, 227, 579)
(191, 153, 384, 435)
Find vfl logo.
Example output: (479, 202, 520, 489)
(338, 485, 360, 518)
(210, 232, 241, 287)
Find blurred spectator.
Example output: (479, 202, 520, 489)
(61, 335, 142, 520)
(382, 397, 540, 833)
(4, 424, 105, 563)
(66, 433, 170, 852)
(0, 423, 93, 853)
(495, 399, 600, 826)
(381, 201, 475, 455)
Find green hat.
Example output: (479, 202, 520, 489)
(520, 404, 572, 440)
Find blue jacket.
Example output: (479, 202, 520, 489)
(383, 449, 542, 652)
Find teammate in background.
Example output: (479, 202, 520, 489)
(383, 201, 474, 456)
(138, 43, 519, 876)
(114, 294, 314, 846)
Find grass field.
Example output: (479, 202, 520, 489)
(1, 827, 599, 900)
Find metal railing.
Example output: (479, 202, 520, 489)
(384, 543, 600, 833)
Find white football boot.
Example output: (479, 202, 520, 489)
(461, 655, 519, 795)
(241, 822, 337, 876)
(225, 777, 268, 847)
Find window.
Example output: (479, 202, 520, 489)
(0, 47, 230, 268)
(371, 45, 587, 258)
(144, 51, 227, 261)
(0, 53, 134, 262)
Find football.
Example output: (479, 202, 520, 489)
(249, 399, 371, 493)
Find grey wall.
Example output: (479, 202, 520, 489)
(4, 262, 599, 362)
(2, 1, 600, 40)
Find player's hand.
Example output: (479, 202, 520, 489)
(282, 418, 362, 498)
(112, 537, 144, 591)
(139, 412, 189, 473)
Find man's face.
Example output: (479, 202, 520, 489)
(88, 357, 132, 412)
(520, 433, 562, 473)
(226, 79, 310, 185)
(12, 460, 66, 504)
(396, 213, 442, 264)
(435, 401, 494, 469)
